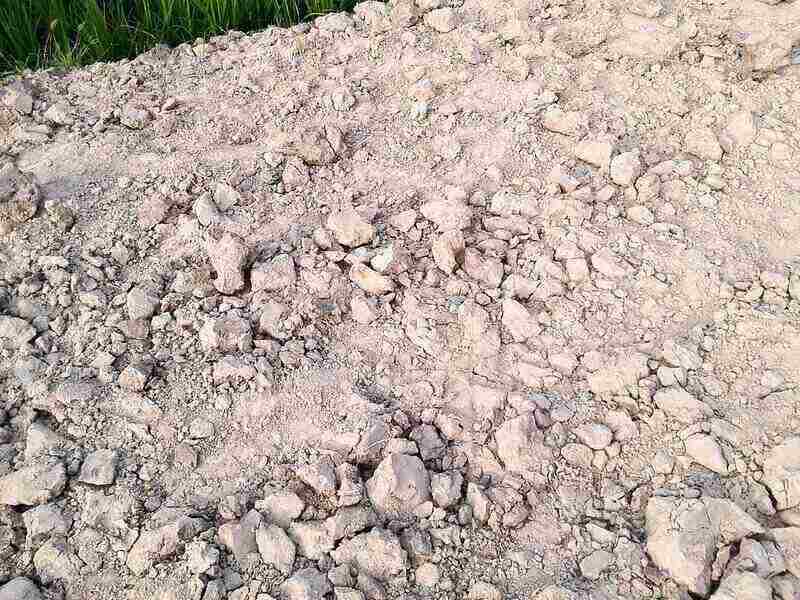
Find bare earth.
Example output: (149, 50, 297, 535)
(1, 0, 800, 599)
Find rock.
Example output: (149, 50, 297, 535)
(120, 104, 151, 129)
(646, 497, 763, 596)
(33, 537, 78, 583)
(561, 443, 593, 468)
(463, 249, 503, 288)
(23, 503, 71, 548)
(423, 8, 457, 32)
(770, 527, 800, 578)
(574, 139, 614, 172)
(409, 425, 445, 460)
(330, 528, 407, 581)
(495, 415, 549, 482)
(420, 199, 472, 231)
(199, 316, 253, 353)
(719, 111, 757, 153)
(351, 294, 378, 324)
(653, 388, 713, 424)
(685, 127, 723, 161)
(325, 506, 377, 540)
(0, 460, 66, 506)
(763, 437, 800, 511)
(118, 362, 151, 391)
(661, 339, 703, 370)
(0, 316, 36, 349)
(290, 125, 342, 166)
(710, 571, 772, 600)
(467, 581, 502, 600)
(218, 509, 262, 565)
(256, 489, 305, 528)
(334, 588, 365, 600)
(0, 578, 41, 600)
(280, 567, 332, 600)
(126, 286, 160, 321)
(252, 254, 297, 292)
(186, 541, 220, 575)
(573, 423, 613, 450)
(389, 209, 417, 232)
(685, 434, 728, 474)
(610, 151, 642, 186)
(327, 208, 375, 247)
(138, 194, 169, 228)
(350, 264, 394, 295)
(208, 233, 247, 295)
(501, 297, 540, 342)
(256, 524, 296, 575)
(2, 83, 34, 115)
(128, 512, 209, 575)
(283, 157, 310, 190)
(415, 562, 440, 587)
(430, 471, 463, 508)
(288, 520, 334, 560)
(587, 350, 650, 396)
(432, 230, 465, 274)
(78, 449, 118, 485)
(542, 108, 583, 136)
(591, 248, 629, 279)
(0, 164, 40, 236)
(580, 549, 615, 579)
(297, 458, 337, 497)
(366, 454, 431, 519)
(24, 422, 68, 461)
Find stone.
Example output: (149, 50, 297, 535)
(580, 549, 615, 579)
(78, 449, 118, 485)
(423, 8, 457, 32)
(330, 528, 407, 581)
(719, 111, 757, 153)
(208, 233, 247, 295)
(2, 83, 34, 115)
(23, 503, 71, 548)
(420, 199, 472, 231)
(128, 513, 210, 575)
(199, 316, 253, 353)
(574, 139, 614, 172)
(0, 460, 66, 506)
(710, 571, 771, 600)
(325, 506, 377, 541)
(256, 524, 296, 575)
(0, 164, 40, 236)
(186, 541, 220, 575)
(685, 127, 723, 161)
(120, 104, 151, 129)
(654, 388, 713, 424)
(430, 471, 463, 508)
(432, 230, 465, 274)
(138, 194, 169, 228)
(501, 297, 540, 342)
(495, 415, 549, 482)
(297, 458, 337, 497)
(327, 208, 375, 247)
(0, 316, 36, 349)
(409, 425, 445, 460)
(609, 151, 642, 186)
(770, 527, 800, 578)
(350, 264, 394, 295)
(288, 520, 334, 560)
(0, 578, 42, 600)
(280, 568, 332, 600)
(366, 454, 431, 519)
(542, 108, 583, 136)
(351, 294, 378, 324)
(467, 581, 502, 600)
(415, 562, 440, 587)
(126, 286, 160, 320)
(573, 423, 613, 450)
(463, 249, 503, 288)
(252, 254, 297, 292)
(763, 437, 800, 511)
(685, 434, 727, 474)
(283, 157, 310, 190)
(33, 537, 78, 583)
(118, 362, 151, 391)
(256, 489, 305, 528)
(25, 422, 68, 461)
(591, 248, 629, 279)
(218, 509, 261, 565)
(389, 209, 417, 232)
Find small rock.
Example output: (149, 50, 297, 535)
(580, 549, 615, 579)
(207, 233, 247, 295)
(297, 458, 337, 497)
(610, 151, 642, 186)
(0, 577, 42, 600)
(573, 423, 613, 450)
(256, 524, 296, 575)
(327, 208, 375, 248)
(350, 264, 394, 295)
(0, 460, 66, 506)
(252, 254, 297, 292)
(415, 563, 440, 587)
(467, 581, 502, 600)
(574, 139, 614, 172)
(719, 111, 757, 153)
(685, 434, 728, 474)
(420, 198, 472, 231)
(280, 568, 331, 600)
(430, 471, 463, 508)
(77, 449, 118, 485)
(288, 520, 334, 560)
(685, 127, 723, 161)
(366, 454, 431, 519)
(423, 8, 458, 32)
(432, 230, 465, 274)
(330, 528, 407, 581)
(257, 489, 305, 528)
(653, 388, 713, 424)
(351, 294, 378, 324)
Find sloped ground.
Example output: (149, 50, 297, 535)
(1, 0, 800, 599)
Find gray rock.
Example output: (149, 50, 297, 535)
(0, 460, 66, 506)
(256, 523, 296, 575)
(579, 549, 614, 579)
(24, 422, 68, 461)
(252, 254, 297, 292)
(78, 449, 118, 485)
(288, 520, 334, 560)
(199, 316, 253, 353)
(366, 454, 431, 519)
(409, 425, 445, 461)
(126, 286, 160, 321)
(330, 528, 407, 581)
(186, 541, 220, 575)
(0, 316, 36, 349)
(0, 578, 41, 600)
(23, 503, 71, 548)
(256, 489, 305, 528)
(280, 567, 331, 600)
(325, 505, 378, 541)
(710, 571, 771, 600)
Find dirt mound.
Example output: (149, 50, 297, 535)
(1, 0, 800, 599)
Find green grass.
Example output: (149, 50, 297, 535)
(0, 0, 356, 73)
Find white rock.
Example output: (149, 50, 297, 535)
(610, 151, 642, 186)
(327, 208, 375, 247)
(685, 127, 723, 161)
(256, 524, 296, 575)
(423, 8, 458, 32)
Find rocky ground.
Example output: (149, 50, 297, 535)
(1, 0, 800, 598)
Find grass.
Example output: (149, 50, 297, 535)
(0, 0, 356, 74)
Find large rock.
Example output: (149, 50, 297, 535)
(0, 578, 41, 600)
(280, 567, 331, 600)
(646, 497, 763, 595)
(710, 571, 771, 600)
(366, 454, 431, 519)
(0, 460, 66, 506)
(763, 437, 800, 511)
(330, 528, 407, 581)
(288, 520, 334, 560)
(256, 523, 296, 575)
(33, 537, 79, 584)
(495, 415, 549, 482)
(654, 388, 713, 424)
(770, 527, 800, 578)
